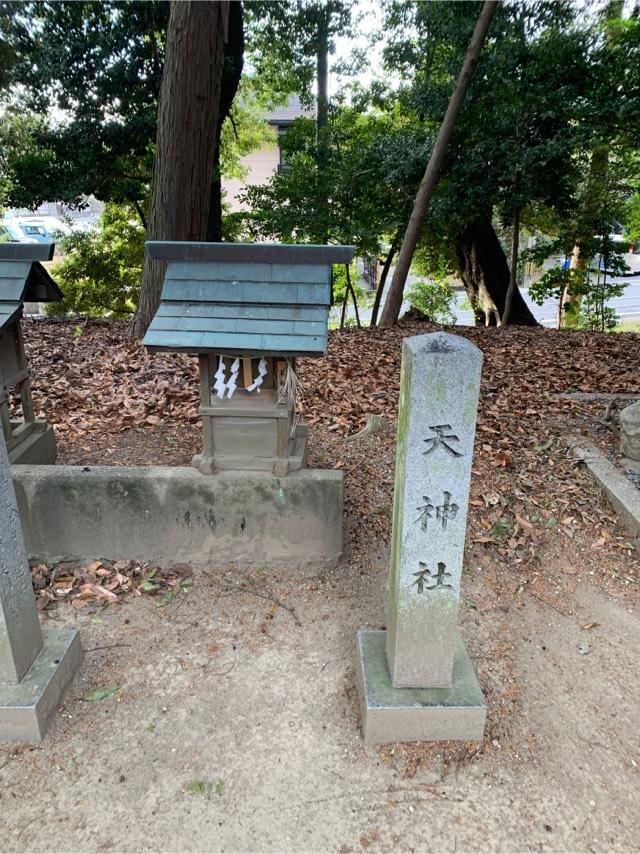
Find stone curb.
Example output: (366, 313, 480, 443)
(567, 435, 640, 546)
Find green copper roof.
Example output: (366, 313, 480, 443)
(143, 242, 355, 357)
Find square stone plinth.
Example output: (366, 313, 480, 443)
(356, 630, 486, 745)
(0, 627, 83, 742)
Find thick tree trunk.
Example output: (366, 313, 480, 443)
(378, 0, 498, 327)
(131, 1, 229, 339)
(207, 1, 244, 242)
(454, 216, 538, 327)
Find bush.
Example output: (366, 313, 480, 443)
(405, 279, 456, 324)
(48, 203, 145, 317)
(331, 261, 368, 306)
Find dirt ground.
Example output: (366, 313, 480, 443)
(0, 553, 638, 852)
(2, 320, 639, 852)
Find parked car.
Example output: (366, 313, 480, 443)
(13, 215, 72, 241)
(0, 220, 39, 243)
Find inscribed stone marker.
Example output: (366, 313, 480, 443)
(355, 332, 486, 745)
(0, 431, 83, 741)
(386, 332, 482, 688)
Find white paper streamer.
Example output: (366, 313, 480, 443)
(213, 356, 227, 399)
(226, 357, 240, 398)
(247, 357, 268, 392)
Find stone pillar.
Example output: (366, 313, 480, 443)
(0, 432, 82, 742)
(356, 332, 487, 745)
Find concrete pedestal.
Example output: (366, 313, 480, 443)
(0, 628, 83, 742)
(356, 630, 486, 745)
(8, 421, 56, 465)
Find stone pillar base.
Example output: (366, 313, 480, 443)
(8, 422, 56, 465)
(0, 627, 83, 742)
(356, 630, 486, 745)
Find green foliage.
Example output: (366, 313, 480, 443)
(0, 2, 169, 210)
(243, 106, 422, 256)
(244, 0, 355, 105)
(331, 262, 367, 306)
(406, 280, 456, 324)
(48, 204, 145, 317)
(530, 250, 628, 333)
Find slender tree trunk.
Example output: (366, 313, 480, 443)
(315, 9, 329, 244)
(502, 209, 520, 325)
(345, 262, 361, 328)
(130, 1, 229, 339)
(379, 0, 498, 327)
(207, 0, 244, 242)
(454, 216, 538, 327)
(370, 236, 400, 327)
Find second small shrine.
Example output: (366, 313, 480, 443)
(0, 243, 62, 464)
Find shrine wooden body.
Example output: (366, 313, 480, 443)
(143, 241, 354, 475)
(0, 244, 62, 464)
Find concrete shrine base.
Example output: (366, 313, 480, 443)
(356, 630, 486, 745)
(0, 628, 83, 742)
(12, 464, 343, 569)
(7, 421, 56, 465)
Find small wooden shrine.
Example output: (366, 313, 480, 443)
(0, 243, 62, 464)
(143, 241, 354, 475)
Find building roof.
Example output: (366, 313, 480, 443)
(0, 243, 62, 330)
(143, 241, 354, 357)
(264, 96, 315, 127)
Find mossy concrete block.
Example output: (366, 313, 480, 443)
(8, 422, 56, 465)
(356, 630, 486, 745)
(12, 464, 343, 569)
(0, 628, 83, 742)
(620, 401, 640, 462)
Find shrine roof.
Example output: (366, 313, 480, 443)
(143, 241, 355, 357)
(0, 243, 63, 331)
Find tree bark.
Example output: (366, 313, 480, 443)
(131, 1, 230, 339)
(378, 0, 498, 327)
(502, 208, 520, 325)
(454, 216, 538, 327)
(370, 236, 399, 327)
(207, 1, 244, 242)
(315, 8, 330, 244)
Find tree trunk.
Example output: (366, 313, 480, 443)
(315, 9, 329, 244)
(370, 236, 399, 327)
(131, 1, 229, 339)
(207, 0, 244, 242)
(454, 216, 538, 327)
(502, 208, 520, 325)
(378, 0, 498, 327)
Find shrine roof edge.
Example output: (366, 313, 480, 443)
(146, 241, 355, 265)
(0, 243, 55, 262)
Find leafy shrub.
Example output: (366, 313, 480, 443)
(48, 203, 145, 317)
(405, 279, 456, 324)
(331, 261, 368, 306)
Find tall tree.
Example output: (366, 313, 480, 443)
(378, 0, 497, 327)
(245, 1, 354, 240)
(379, 0, 603, 326)
(131, 1, 230, 338)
